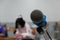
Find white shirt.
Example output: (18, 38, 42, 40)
(15, 23, 35, 39)
(15, 22, 32, 35)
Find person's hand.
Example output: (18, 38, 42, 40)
(31, 27, 36, 35)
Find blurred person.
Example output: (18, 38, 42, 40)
(0, 23, 6, 37)
(30, 10, 48, 40)
(14, 15, 35, 39)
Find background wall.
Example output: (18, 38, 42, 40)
(0, 0, 60, 22)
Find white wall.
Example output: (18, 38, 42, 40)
(0, 0, 60, 22)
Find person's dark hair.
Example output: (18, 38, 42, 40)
(14, 18, 25, 34)
(15, 18, 25, 28)
(30, 10, 45, 34)
(30, 10, 43, 22)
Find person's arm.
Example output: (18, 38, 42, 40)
(42, 22, 48, 29)
(31, 23, 38, 35)
(31, 27, 36, 35)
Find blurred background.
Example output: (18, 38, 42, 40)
(0, 0, 60, 40)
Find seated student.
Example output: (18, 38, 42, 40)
(14, 15, 34, 39)
(30, 10, 47, 40)
(0, 23, 5, 37)
(30, 10, 47, 34)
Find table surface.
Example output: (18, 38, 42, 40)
(0, 37, 34, 40)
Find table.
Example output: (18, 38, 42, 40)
(0, 37, 34, 40)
